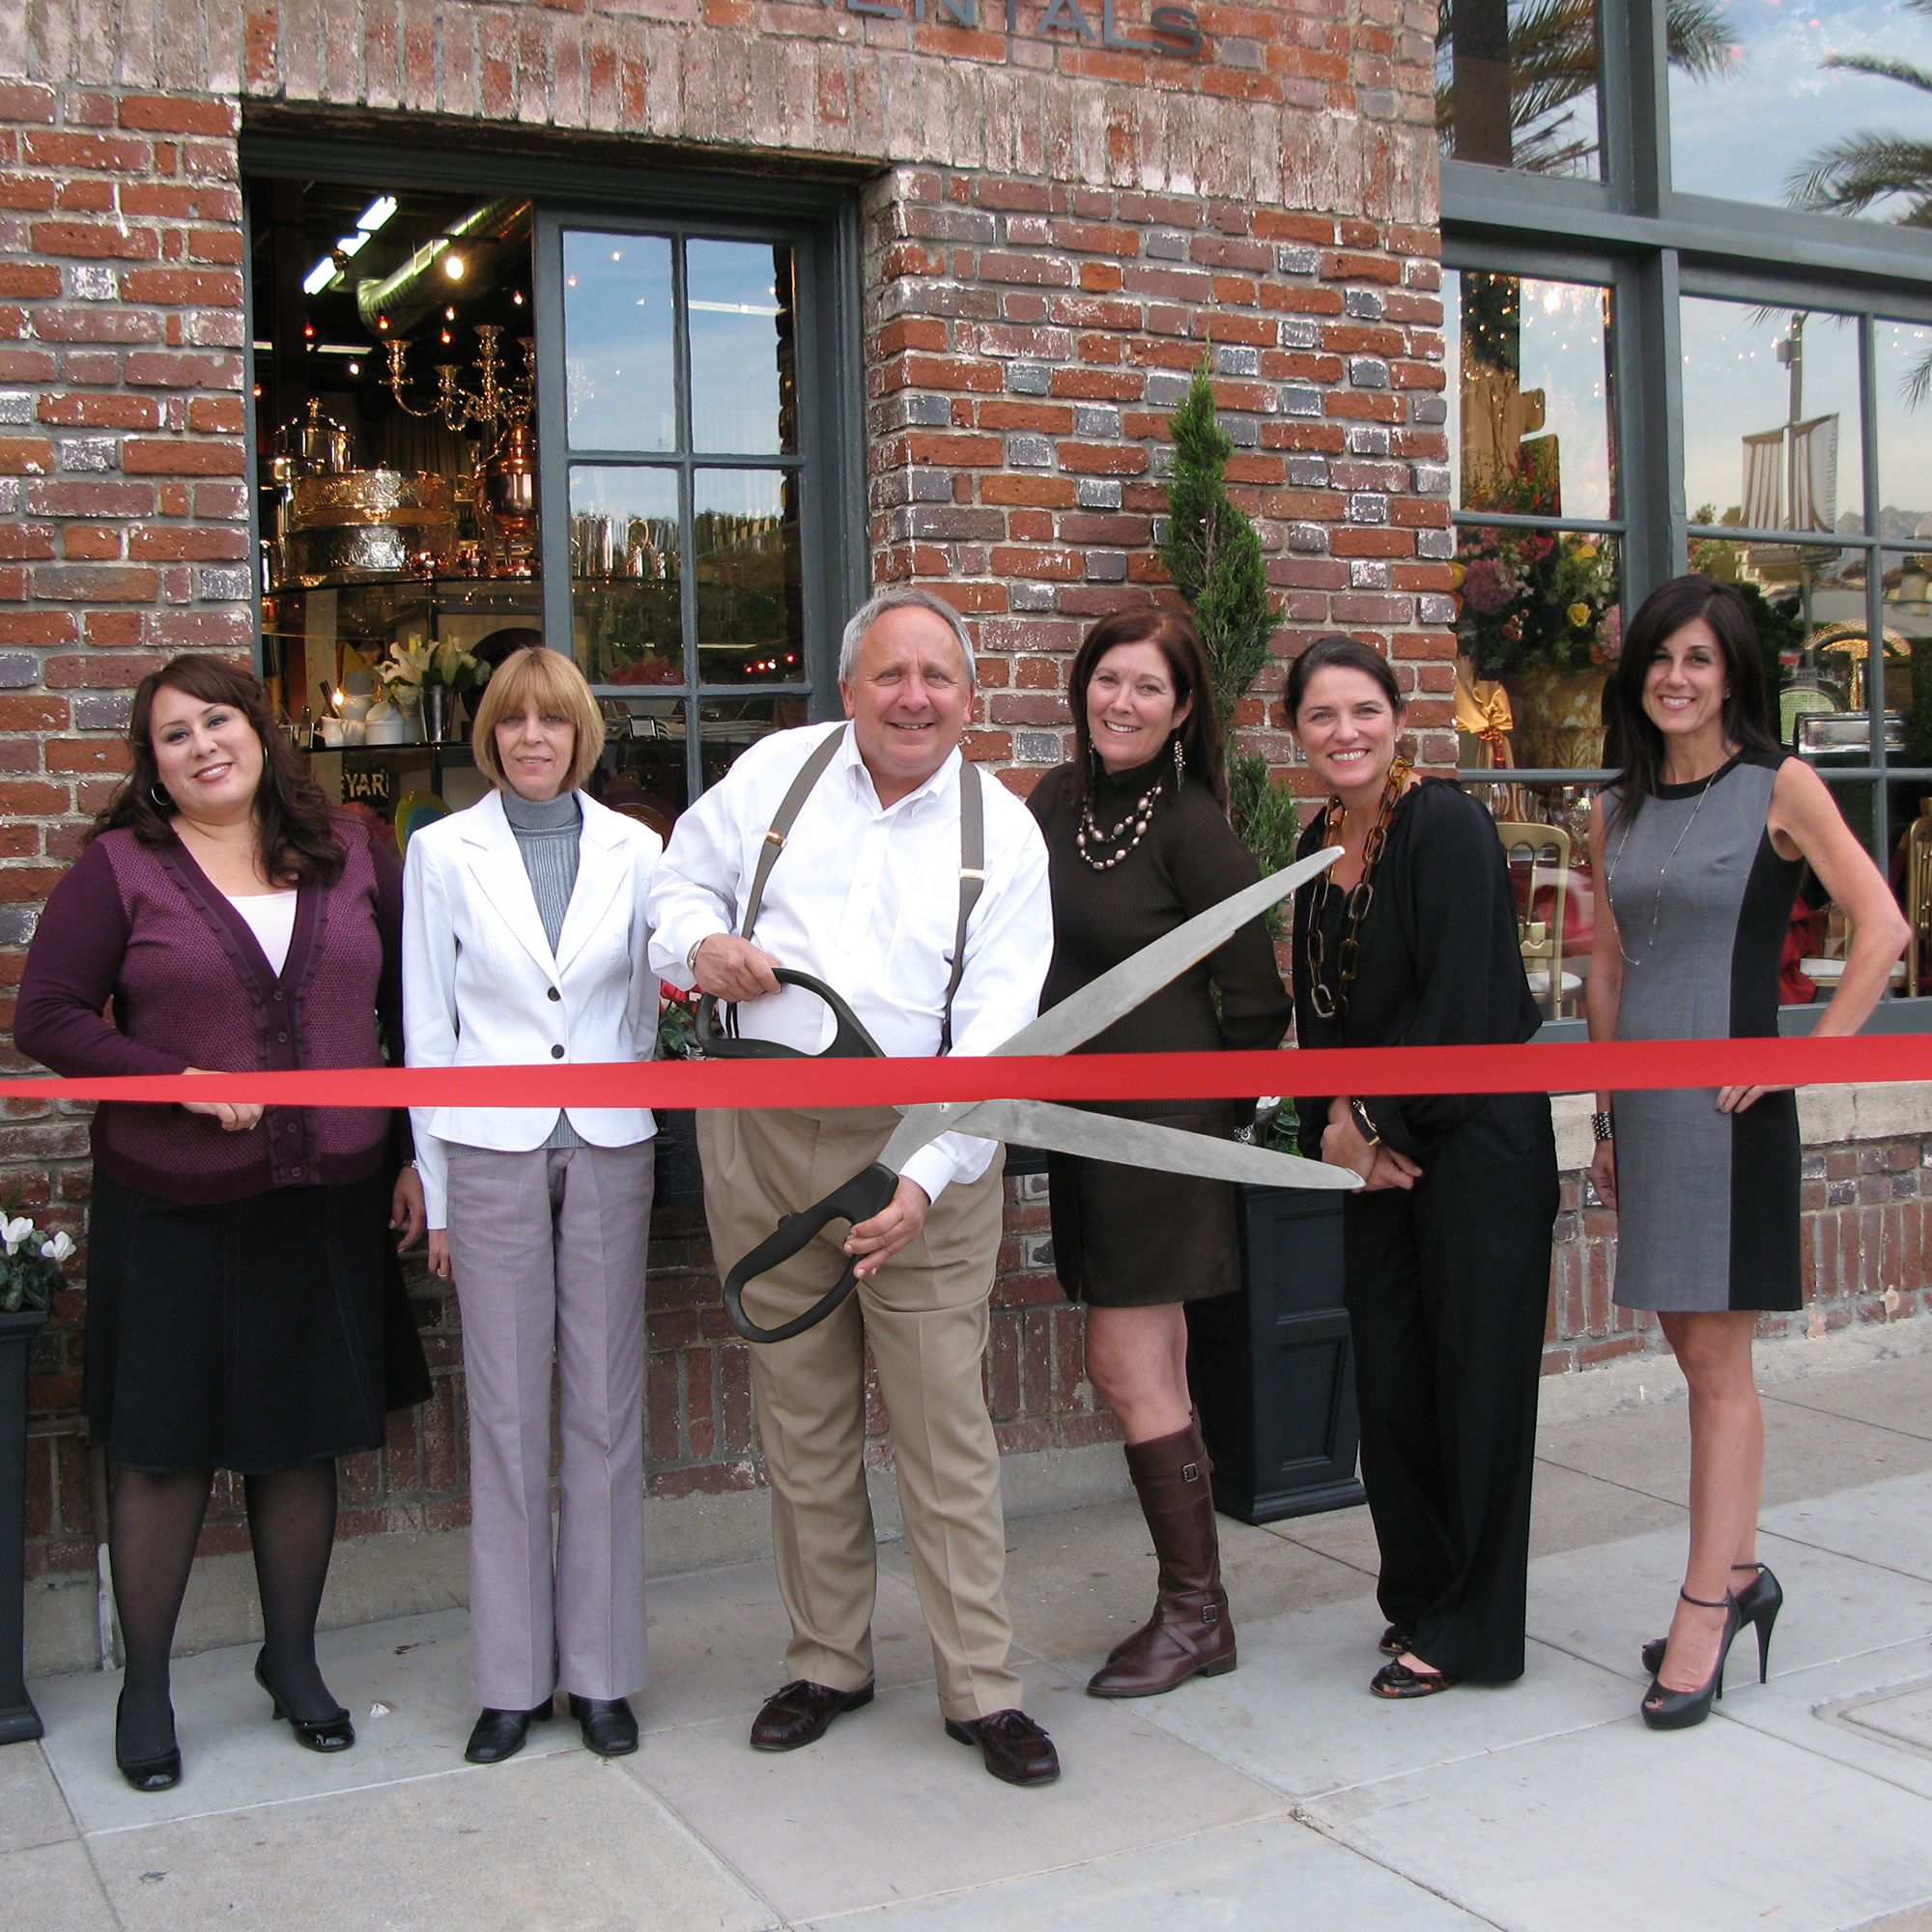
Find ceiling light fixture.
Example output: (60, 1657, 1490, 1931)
(441, 251, 465, 280)
(355, 196, 398, 234)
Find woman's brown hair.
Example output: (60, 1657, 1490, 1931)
(91, 654, 347, 886)
(1065, 608, 1227, 810)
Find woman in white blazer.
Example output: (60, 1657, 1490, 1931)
(402, 644, 662, 1767)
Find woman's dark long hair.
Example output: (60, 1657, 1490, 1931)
(1606, 575, 1780, 833)
(91, 654, 347, 886)
(1066, 608, 1227, 810)
(1285, 634, 1405, 724)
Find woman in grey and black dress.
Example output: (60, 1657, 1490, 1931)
(1587, 575, 1907, 1730)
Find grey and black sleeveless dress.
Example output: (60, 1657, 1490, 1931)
(1605, 752, 1803, 1313)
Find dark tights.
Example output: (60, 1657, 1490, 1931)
(111, 1458, 341, 1762)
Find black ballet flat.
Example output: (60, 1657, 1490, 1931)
(115, 1692, 182, 1793)
(1641, 1562, 1780, 1684)
(254, 1652, 355, 1753)
(1641, 1589, 1741, 1731)
(1378, 1624, 1412, 1658)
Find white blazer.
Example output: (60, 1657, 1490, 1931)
(402, 787, 664, 1227)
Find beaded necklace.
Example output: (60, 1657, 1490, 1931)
(1075, 771, 1165, 869)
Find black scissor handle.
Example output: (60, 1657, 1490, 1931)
(694, 968, 886, 1062)
(723, 1161, 899, 1344)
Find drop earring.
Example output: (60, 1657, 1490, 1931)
(1172, 733, 1185, 788)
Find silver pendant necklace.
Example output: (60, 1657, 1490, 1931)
(1605, 750, 1736, 970)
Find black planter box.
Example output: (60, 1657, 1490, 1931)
(1187, 1185, 1365, 1525)
(0, 1306, 46, 1746)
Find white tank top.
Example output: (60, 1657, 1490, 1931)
(226, 891, 298, 976)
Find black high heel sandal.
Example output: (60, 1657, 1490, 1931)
(254, 1652, 355, 1753)
(1640, 1562, 1781, 1683)
(114, 1691, 182, 1793)
(1640, 1588, 1741, 1731)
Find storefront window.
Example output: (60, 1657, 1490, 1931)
(1667, 0, 1932, 215)
(1435, 0, 1605, 177)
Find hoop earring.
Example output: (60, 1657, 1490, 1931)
(150, 782, 172, 810)
(1172, 733, 1186, 788)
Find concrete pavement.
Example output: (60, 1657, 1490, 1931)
(10, 1349, 1932, 1931)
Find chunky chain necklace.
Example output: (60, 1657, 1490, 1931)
(1076, 772, 1165, 870)
(1605, 749, 1735, 970)
(1305, 755, 1412, 1021)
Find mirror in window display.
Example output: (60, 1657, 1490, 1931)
(1435, 0, 1605, 176)
(694, 469, 804, 685)
(697, 696, 811, 789)
(687, 241, 797, 457)
(562, 231, 676, 453)
(1453, 526, 1621, 771)
(1669, 0, 1932, 217)
(569, 467, 682, 687)
(1681, 298, 1864, 538)
(1447, 270, 1616, 521)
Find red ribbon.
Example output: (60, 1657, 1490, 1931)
(0, 1032, 1921, 1110)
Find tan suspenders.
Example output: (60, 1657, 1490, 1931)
(737, 724, 986, 1054)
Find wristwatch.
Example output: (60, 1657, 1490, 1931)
(1349, 1098, 1381, 1148)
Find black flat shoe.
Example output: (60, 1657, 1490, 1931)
(254, 1653, 355, 1753)
(1370, 1659, 1463, 1699)
(1641, 1589, 1742, 1731)
(568, 1693, 639, 1758)
(465, 1701, 555, 1764)
(1378, 1624, 1412, 1658)
(1641, 1563, 1780, 1683)
(115, 1692, 182, 1794)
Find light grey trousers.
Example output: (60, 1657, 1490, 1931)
(444, 1141, 653, 1710)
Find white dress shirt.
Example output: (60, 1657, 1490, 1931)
(647, 721, 1052, 1205)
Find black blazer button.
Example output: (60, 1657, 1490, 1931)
(551, 1044, 564, 1059)
(547, 986, 561, 1001)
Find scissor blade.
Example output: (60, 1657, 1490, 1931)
(992, 846, 1343, 1061)
(948, 1098, 1359, 1190)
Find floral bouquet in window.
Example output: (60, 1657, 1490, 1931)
(376, 637, 492, 745)
(0, 1211, 73, 1315)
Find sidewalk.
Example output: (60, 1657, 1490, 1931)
(10, 1350, 1932, 1932)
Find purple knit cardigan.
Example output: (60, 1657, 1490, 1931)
(14, 814, 405, 1205)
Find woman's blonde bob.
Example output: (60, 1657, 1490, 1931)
(469, 644, 607, 794)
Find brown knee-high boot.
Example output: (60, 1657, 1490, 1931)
(1087, 1421, 1236, 1697)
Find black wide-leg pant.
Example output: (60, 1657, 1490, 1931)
(1341, 1092, 1558, 1683)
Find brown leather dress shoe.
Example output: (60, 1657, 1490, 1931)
(749, 1680, 874, 1751)
(944, 1709, 1060, 1785)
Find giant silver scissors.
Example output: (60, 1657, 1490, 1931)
(708, 845, 1353, 1343)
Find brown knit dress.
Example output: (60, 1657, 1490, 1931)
(1027, 758, 1291, 1307)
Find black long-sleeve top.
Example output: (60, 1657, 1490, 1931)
(1293, 778, 1538, 1165)
(1028, 760, 1291, 1115)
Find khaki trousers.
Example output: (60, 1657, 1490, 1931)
(697, 1105, 1021, 1721)
(444, 1142, 652, 1710)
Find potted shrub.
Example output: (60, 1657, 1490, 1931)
(0, 1211, 70, 1746)
(1159, 364, 1366, 1523)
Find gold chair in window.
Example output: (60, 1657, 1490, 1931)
(1495, 820, 1574, 1020)
(1906, 808, 1932, 996)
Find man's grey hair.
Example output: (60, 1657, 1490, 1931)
(838, 584, 978, 691)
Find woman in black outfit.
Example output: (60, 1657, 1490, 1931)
(1028, 609, 1292, 1698)
(1288, 635, 1557, 1698)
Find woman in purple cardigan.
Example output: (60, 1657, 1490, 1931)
(15, 655, 430, 1795)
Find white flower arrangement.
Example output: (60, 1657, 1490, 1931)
(376, 636, 491, 697)
(1, 1209, 72, 1314)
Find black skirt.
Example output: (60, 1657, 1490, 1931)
(1047, 1108, 1243, 1308)
(85, 1165, 432, 1474)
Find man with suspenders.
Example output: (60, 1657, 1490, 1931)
(647, 586, 1061, 1784)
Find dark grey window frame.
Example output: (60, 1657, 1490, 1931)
(239, 131, 867, 805)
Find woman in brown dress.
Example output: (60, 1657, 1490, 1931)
(1027, 609, 1291, 1698)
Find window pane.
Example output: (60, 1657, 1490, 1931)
(563, 231, 675, 452)
(569, 467, 682, 687)
(1435, 0, 1603, 178)
(590, 697, 689, 837)
(694, 469, 805, 686)
(1453, 525, 1621, 766)
(696, 695, 812, 789)
(1681, 298, 1864, 537)
(1669, 0, 1932, 216)
(1877, 321, 1932, 527)
(687, 240, 797, 456)
(1447, 270, 1615, 520)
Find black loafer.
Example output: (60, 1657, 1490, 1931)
(464, 1700, 555, 1764)
(944, 1708, 1060, 1786)
(749, 1679, 874, 1752)
(568, 1694, 639, 1757)
(1378, 1624, 1412, 1658)
(1370, 1659, 1463, 1699)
